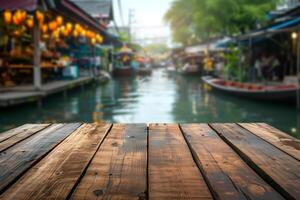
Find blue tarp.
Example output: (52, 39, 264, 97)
(217, 17, 300, 47)
(268, 17, 300, 30)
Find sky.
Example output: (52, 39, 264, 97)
(112, 0, 173, 45)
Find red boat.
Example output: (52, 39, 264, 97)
(112, 66, 134, 77)
(202, 76, 300, 101)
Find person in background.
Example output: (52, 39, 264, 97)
(215, 54, 224, 77)
(271, 55, 281, 81)
(261, 53, 273, 80)
(254, 57, 262, 80)
(204, 56, 214, 74)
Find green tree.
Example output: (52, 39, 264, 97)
(164, 0, 196, 45)
(164, 0, 279, 44)
(118, 31, 130, 43)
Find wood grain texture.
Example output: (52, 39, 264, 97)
(0, 124, 50, 152)
(0, 123, 81, 194)
(239, 123, 300, 161)
(210, 123, 300, 200)
(0, 124, 46, 143)
(0, 123, 111, 200)
(180, 124, 283, 200)
(71, 124, 147, 200)
(148, 124, 212, 200)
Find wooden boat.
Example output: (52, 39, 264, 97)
(113, 45, 135, 77)
(179, 54, 203, 76)
(202, 76, 300, 101)
(165, 66, 177, 76)
(179, 65, 201, 76)
(95, 70, 111, 84)
(112, 66, 134, 77)
(137, 67, 152, 76)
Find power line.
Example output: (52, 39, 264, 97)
(113, 20, 120, 35)
(117, 0, 125, 26)
(128, 9, 135, 43)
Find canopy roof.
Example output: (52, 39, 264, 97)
(270, 4, 300, 21)
(70, 0, 113, 20)
(215, 16, 300, 48)
(118, 45, 133, 54)
(238, 16, 300, 41)
(185, 38, 229, 54)
(0, 0, 122, 47)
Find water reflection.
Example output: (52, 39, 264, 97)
(172, 75, 300, 137)
(0, 69, 299, 138)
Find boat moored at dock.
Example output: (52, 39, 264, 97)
(202, 76, 300, 101)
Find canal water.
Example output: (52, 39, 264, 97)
(0, 68, 299, 138)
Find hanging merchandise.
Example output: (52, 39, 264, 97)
(35, 10, 44, 24)
(3, 10, 12, 25)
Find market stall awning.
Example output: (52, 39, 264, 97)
(238, 17, 300, 40)
(52, 0, 122, 47)
(185, 38, 229, 53)
(217, 16, 300, 47)
(269, 16, 300, 30)
(0, 0, 122, 47)
(50, 0, 106, 34)
(70, 0, 114, 20)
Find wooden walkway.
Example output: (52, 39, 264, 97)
(0, 123, 299, 199)
(0, 77, 93, 107)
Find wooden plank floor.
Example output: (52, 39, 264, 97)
(0, 123, 299, 200)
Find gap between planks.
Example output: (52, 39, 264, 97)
(0, 123, 82, 195)
(209, 123, 300, 200)
(179, 124, 284, 200)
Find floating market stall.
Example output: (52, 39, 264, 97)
(0, 0, 119, 89)
(208, 9, 300, 105)
(112, 45, 135, 77)
(135, 55, 152, 76)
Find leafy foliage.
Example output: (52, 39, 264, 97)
(118, 31, 130, 43)
(224, 46, 242, 81)
(224, 45, 249, 82)
(164, 0, 279, 44)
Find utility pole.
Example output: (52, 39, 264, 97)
(128, 9, 134, 44)
(33, 14, 41, 90)
(297, 29, 300, 109)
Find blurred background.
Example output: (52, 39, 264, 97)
(0, 0, 299, 138)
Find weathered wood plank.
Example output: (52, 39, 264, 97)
(0, 124, 50, 152)
(0, 124, 44, 143)
(148, 124, 212, 200)
(239, 123, 300, 161)
(180, 124, 283, 200)
(0, 123, 111, 200)
(71, 124, 147, 200)
(210, 123, 300, 200)
(0, 123, 81, 194)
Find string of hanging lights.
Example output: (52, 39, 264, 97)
(2, 9, 104, 45)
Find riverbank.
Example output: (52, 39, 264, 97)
(0, 77, 93, 107)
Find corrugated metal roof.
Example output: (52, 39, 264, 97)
(70, 0, 113, 19)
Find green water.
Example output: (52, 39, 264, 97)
(0, 69, 299, 138)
